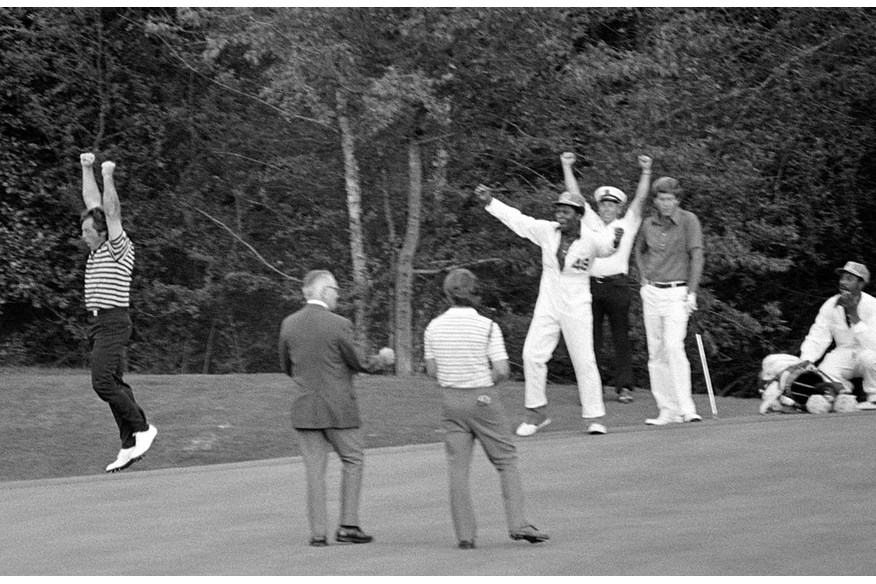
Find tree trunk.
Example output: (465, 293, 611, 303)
(394, 139, 424, 376)
(336, 89, 368, 345)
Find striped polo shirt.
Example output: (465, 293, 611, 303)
(424, 306, 508, 388)
(85, 231, 134, 311)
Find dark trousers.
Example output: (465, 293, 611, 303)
(591, 277, 634, 390)
(88, 308, 147, 448)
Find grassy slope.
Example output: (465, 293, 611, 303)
(0, 368, 760, 482)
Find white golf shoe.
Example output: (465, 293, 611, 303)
(587, 422, 607, 435)
(857, 401, 876, 411)
(645, 414, 683, 426)
(130, 424, 158, 459)
(105, 447, 137, 473)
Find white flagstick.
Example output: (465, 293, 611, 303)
(696, 332, 718, 418)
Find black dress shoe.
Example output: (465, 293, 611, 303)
(309, 536, 328, 547)
(335, 526, 373, 544)
(458, 540, 476, 549)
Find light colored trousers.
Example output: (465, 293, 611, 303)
(294, 427, 364, 538)
(819, 347, 876, 401)
(640, 284, 698, 418)
(442, 387, 528, 542)
(522, 307, 605, 418)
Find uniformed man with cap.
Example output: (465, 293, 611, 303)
(799, 260, 876, 410)
(473, 184, 623, 436)
(561, 153, 653, 405)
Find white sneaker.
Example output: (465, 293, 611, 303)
(645, 414, 682, 426)
(587, 422, 607, 435)
(130, 424, 158, 459)
(105, 447, 136, 473)
(515, 419, 552, 437)
(857, 401, 876, 411)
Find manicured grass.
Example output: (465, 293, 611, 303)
(0, 368, 760, 482)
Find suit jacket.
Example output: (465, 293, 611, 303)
(278, 303, 376, 429)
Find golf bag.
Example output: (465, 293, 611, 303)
(758, 354, 852, 414)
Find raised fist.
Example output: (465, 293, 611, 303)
(474, 184, 492, 204)
(638, 155, 652, 172)
(80, 153, 95, 167)
(561, 152, 576, 166)
(101, 161, 116, 176)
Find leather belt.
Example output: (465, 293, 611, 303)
(591, 274, 627, 284)
(646, 280, 687, 289)
(88, 307, 127, 317)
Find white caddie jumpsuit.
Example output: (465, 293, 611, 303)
(800, 291, 876, 403)
(486, 198, 617, 418)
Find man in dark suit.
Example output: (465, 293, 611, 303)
(279, 269, 394, 547)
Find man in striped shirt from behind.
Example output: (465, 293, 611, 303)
(80, 152, 156, 473)
(424, 268, 548, 549)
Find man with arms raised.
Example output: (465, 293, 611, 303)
(561, 152, 653, 404)
(79, 152, 156, 473)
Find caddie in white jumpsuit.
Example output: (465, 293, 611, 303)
(473, 185, 621, 436)
(799, 261, 876, 410)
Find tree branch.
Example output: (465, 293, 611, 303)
(193, 207, 299, 282)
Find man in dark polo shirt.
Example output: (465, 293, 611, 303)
(80, 153, 156, 473)
(634, 176, 704, 425)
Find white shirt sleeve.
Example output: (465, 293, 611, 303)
(799, 299, 836, 362)
(486, 198, 555, 248)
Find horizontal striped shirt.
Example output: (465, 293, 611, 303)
(85, 231, 134, 310)
(424, 306, 508, 388)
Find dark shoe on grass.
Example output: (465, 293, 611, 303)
(335, 525, 373, 544)
(510, 524, 549, 544)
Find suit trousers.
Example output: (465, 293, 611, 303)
(591, 277, 634, 390)
(441, 387, 527, 542)
(640, 284, 697, 418)
(294, 427, 365, 538)
(88, 308, 147, 448)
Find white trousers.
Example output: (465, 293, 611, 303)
(640, 285, 698, 418)
(522, 306, 605, 418)
(819, 347, 876, 402)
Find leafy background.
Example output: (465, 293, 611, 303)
(2, 7, 875, 397)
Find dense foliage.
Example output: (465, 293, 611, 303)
(2, 7, 874, 396)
